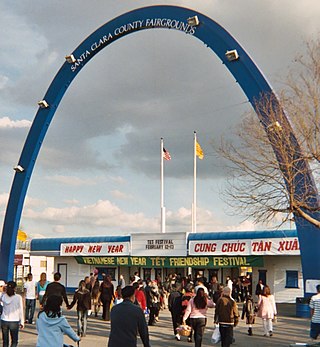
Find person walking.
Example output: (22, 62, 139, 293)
(145, 280, 160, 326)
(182, 287, 215, 347)
(68, 279, 91, 337)
(42, 272, 69, 308)
(241, 293, 255, 335)
(181, 283, 194, 343)
(36, 272, 49, 307)
(24, 273, 36, 324)
(133, 281, 146, 312)
(255, 279, 265, 296)
(118, 274, 126, 289)
(99, 274, 115, 321)
(168, 282, 183, 341)
(256, 284, 277, 337)
(0, 281, 24, 347)
(0, 280, 5, 330)
(91, 276, 101, 317)
(36, 295, 80, 347)
(214, 286, 239, 347)
(108, 286, 150, 347)
(310, 284, 320, 340)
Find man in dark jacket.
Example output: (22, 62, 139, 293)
(108, 286, 150, 347)
(214, 286, 239, 347)
(168, 282, 183, 341)
(42, 272, 69, 308)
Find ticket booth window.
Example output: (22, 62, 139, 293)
(286, 270, 299, 288)
(97, 268, 116, 281)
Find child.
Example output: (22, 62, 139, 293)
(241, 293, 255, 335)
(37, 295, 80, 346)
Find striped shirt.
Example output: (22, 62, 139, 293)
(310, 293, 320, 323)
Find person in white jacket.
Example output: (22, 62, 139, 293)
(0, 281, 24, 347)
(36, 295, 80, 347)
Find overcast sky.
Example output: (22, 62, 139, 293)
(0, 0, 319, 239)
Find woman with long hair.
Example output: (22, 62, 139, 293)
(37, 272, 49, 307)
(68, 280, 91, 337)
(182, 287, 215, 347)
(257, 284, 277, 337)
(0, 281, 24, 347)
(91, 276, 101, 317)
(99, 274, 115, 321)
(36, 295, 80, 346)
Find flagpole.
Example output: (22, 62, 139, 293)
(160, 138, 165, 233)
(193, 131, 197, 233)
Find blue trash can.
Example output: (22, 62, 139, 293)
(296, 297, 311, 318)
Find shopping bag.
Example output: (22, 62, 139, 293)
(211, 324, 221, 344)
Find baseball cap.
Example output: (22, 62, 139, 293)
(0, 280, 5, 286)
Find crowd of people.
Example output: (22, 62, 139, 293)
(0, 270, 306, 347)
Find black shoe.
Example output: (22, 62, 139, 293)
(188, 337, 192, 343)
(248, 328, 253, 336)
(269, 331, 273, 337)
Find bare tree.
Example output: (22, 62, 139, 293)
(216, 39, 320, 228)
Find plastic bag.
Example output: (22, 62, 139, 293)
(211, 324, 221, 344)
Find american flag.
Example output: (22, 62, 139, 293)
(163, 147, 171, 161)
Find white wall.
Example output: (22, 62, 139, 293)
(261, 256, 303, 303)
(29, 255, 55, 282)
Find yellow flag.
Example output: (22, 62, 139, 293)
(17, 229, 27, 242)
(196, 141, 204, 159)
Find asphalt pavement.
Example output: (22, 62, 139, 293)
(5, 303, 319, 347)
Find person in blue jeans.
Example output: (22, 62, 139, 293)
(24, 273, 37, 324)
(68, 280, 91, 337)
(0, 281, 24, 347)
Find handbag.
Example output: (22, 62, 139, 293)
(211, 324, 221, 344)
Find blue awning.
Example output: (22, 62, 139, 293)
(187, 229, 297, 241)
(31, 235, 130, 256)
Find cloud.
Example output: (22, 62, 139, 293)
(64, 199, 80, 205)
(111, 190, 133, 200)
(21, 198, 247, 237)
(0, 117, 31, 129)
(0, 3, 49, 77)
(46, 175, 98, 187)
(24, 196, 46, 209)
(0, 193, 9, 206)
(0, 76, 9, 90)
(23, 199, 158, 231)
(52, 225, 66, 234)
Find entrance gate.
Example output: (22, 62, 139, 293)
(1, 6, 319, 295)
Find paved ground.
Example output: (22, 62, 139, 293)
(5, 303, 319, 347)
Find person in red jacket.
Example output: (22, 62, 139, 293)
(133, 281, 146, 312)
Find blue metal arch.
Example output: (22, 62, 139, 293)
(1, 5, 319, 294)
